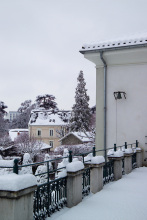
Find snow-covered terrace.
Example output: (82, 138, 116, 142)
(80, 34, 147, 53)
(48, 167, 147, 220)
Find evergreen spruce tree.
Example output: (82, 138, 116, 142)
(70, 71, 91, 132)
(0, 101, 8, 137)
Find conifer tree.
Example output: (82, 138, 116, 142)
(70, 71, 91, 132)
(35, 94, 58, 110)
(0, 101, 8, 137)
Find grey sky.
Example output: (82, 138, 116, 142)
(0, 0, 147, 111)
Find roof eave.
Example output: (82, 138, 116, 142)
(79, 43, 147, 55)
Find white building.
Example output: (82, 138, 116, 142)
(5, 111, 20, 122)
(80, 34, 147, 164)
(9, 129, 28, 141)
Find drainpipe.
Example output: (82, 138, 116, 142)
(100, 51, 107, 162)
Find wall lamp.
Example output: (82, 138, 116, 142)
(113, 91, 126, 100)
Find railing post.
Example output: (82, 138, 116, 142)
(82, 155, 84, 163)
(93, 146, 96, 157)
(69, 151, 72, 163)
(125, 142, 127, 149)
(135, 140, 143, 168)
(136, 140, 138, 148)
(13, 159, 18, 174)
(47, 161, 49, 183)
(114, 144, 116, 152)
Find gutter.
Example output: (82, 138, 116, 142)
(79, 43, 147, 55)
(100, 52, 107, 162)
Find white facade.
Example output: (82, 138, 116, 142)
(5, 111, 20, 122)
(80, 37, 147, 164)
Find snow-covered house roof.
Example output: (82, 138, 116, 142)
(29, 110, 71, 126)
(9, 129, 28, 141)
(41, 143, 52, 150)
(60, 132, 92, 143)
(80, 33, 147, 54)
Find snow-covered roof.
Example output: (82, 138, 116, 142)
(80, 33, 147, 53)
(41, 143, 52, 150)
(29, 110, 71, 126)
(60, 132, 92, 143)
(9, 129, 28, 141)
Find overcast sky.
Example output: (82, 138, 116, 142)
(0, 0, 147, 111)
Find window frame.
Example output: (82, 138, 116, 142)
(49, 129, 54, 137)
(37, 129, 41, 137)
(49, 140, 54, 148)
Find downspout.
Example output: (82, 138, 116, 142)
(100, 51, 107, 162)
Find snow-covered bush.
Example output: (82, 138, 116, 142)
(56, 149, 69, 178)
(20, 153, 32, 174)
(0, 135, 12, 147)
(55, 143, 93, 156)
(84, 153, 93, 162)
(35, 154, 52, 184)
(0, 158, 14, 175)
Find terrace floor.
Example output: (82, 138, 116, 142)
(47, 167, 147, 220)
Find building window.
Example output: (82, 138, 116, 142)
(37, 130, 41, 136)
(49, 129, 54, 137)
(49, 141, 54, 148)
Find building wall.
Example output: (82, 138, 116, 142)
(96, 67, 104, 151)
(107, 63, 147, 151)
(29, 125, 62, 150)
(61, 134, 83, 145)
(84, 47, 147, 163)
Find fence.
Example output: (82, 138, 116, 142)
(0, 140, 141, 220)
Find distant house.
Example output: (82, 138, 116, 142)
(9, 129, 28, 141)
(60, 132, 92, 145)
(28, 109, 71, 150)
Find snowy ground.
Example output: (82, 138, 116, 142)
(47, 167, 147, 220)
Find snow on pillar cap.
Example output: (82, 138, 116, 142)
(66, 161, 84, 172)
(91, 156, 105, 164)
(0, 174, 37, 191)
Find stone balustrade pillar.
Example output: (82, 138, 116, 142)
(108, 156, 124, 181)
(136, 148, 143, 168)
(85, 162, 105, 194)
(0, 174, 37, 220)
(66, 161, 84, 208)
(124, 152, 133, 174)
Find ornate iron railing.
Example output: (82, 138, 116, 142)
(132, 152, 137, 169)
(103, 161, 114, 185)
(34, 177, 67, 220)
(82, 167, 90, 197)
(0, 140, 139, 219)
(122, 158, 125, 175)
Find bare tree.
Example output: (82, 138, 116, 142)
(14, 132, 43, 161)
(0, 135, 12, 147)
(10, 100, 35, 129)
